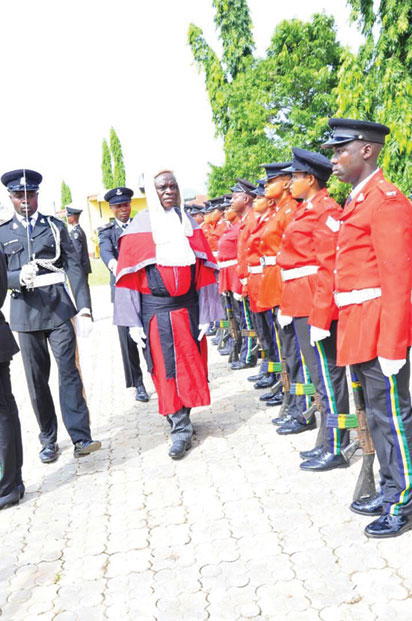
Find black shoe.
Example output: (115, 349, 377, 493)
(300, 450, 348, 472)
(365, 514, 412, 539)
(350, 492, 384, 516)
(277, 417, 316, 435)
(260, 391, 275, 401)
(247, 372, 264, 382)
(74, 440, 102, 458)
(266, 393, 284, 407)
(272, 412, 293, 426)
(0, 488, 21, 510)
(17, 483, 25, 499)
(231, 360, 257, 370)
(135, 384, 149, 402)
(254, 375, 276, 389)
(299, 445, 324, 460)
(219, 345, 232, 356)
(39, 443, 59, 464)
(168, 439, 192, 460)
(206, 326, 217, 337)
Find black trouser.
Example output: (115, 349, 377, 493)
(0, 361, 23, 497)
(293, 318, 350, 454)
(239, 298, 257, 365)
(252, 309, 281, 368)
(18, 320, 91, 447)
(277, 317, 309, 417)
(352, 357, 412, 516)
(117, 326, 144, 388)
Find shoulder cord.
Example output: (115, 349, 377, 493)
(32, 218, 64, 273)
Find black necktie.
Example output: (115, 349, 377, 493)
(174, 207, 182, 222)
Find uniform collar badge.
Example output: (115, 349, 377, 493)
(12, 222, 18, 229)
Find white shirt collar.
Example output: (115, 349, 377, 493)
(350, 168, 380, 201)
(115, 218, 130, 229)
(15, 211, 39, 226)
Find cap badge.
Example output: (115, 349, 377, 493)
(116, 189, 122, 195)
(20, 176, 26, 186)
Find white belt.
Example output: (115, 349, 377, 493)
(281, 265, 318, 281)
(248, 264, 263, 274)
(260, 255, 277, 266)
(218, 259, 238, 269)
(32, 272, 66, 288)
(334, 288, 382, 308)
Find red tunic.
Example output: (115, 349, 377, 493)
(237, 209, 257, 295)
(335, 170, 412, 365)
(257, 196, 298, 310)
(277, 188, 341, 329)
(217, 222, 242, 294)
(245, 212, 273, 313)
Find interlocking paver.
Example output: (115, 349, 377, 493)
(1, 287, 412, 620)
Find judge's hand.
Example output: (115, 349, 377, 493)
(198, 323, 209, 341)
(130, 326, 146, 349)
(378, 357, 406, 377)
(20, 262, 38, 287)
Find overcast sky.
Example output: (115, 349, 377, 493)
(0, 0, 363, 212)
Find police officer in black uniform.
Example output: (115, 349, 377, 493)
(66, 206, 92, 279)
(98, 187, 149, 402)
(0, 169, 101, 463)
(0, 248, 24, 509)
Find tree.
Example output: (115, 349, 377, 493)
(334, 0, 412, 192)
(188, 3, 343, 196)
(101, 138, 114, 190)
(110, 127, 126, 187)
(60, 180, 72, 209)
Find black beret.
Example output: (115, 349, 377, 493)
(104, 187, 134, 205)
(1, 169, 42, 191)
(322, 118, 390, 148)
(261, 162, 292, 180)
(283, 148, 332, 182)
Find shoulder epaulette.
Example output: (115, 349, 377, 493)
(377, 179, 400, 198)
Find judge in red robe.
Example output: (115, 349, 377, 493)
(114, 169, 223, 459)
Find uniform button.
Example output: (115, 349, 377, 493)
(333, 269, 337, 274)
(336, 246, 340, 250)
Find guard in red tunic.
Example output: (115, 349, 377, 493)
(114, 169, 223, 460)
(276, 149, 350, 472)
(323, 118, 412, 537)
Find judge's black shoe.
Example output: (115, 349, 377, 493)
(265, 393, 284, 407)
(350, 492, 384, 516)
(254, 374, 276, 389)
(365, 514, 412, 539)
(277, 417, 316, 435)
(39, 443, 59, 464)
(0, 488, 21, 510)
(272, 412, 292, 426)
(168, 439, 192, 460)
(299, 445, 324, 460)
(135, 384, 149, 402)
(231, 360, 256, 370)
(74, 440, 101, 458)
(300, 450, 348, 472)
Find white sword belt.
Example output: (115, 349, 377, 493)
(281, 265, 319, 281)
(334, 287, 382, 308)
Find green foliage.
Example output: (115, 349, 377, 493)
(188, 7, 343, 197)
(60, 180, 72, 209)
(101, 139, 114, 190)
(110, 127, 126, 187)
(335, 0, 412, 193)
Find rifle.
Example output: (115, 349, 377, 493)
(224, 293, 241, 362)
(350, 371, 376, 500)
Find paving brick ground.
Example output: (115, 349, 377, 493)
(1, 286, 412, 620)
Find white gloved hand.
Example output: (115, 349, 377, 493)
(378, 357, 406, 377)
(233, 292, 243, 302)
(130, 326, 146, 348)
(310, 326, 331, 346)
(108, 258, 118, 274)
(239, 278, 247, 286)
(75, 314, 93, 338)
(198, 323, 209, 341)
(20, 262, 38, 287)
(277, 310, 293, 329)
